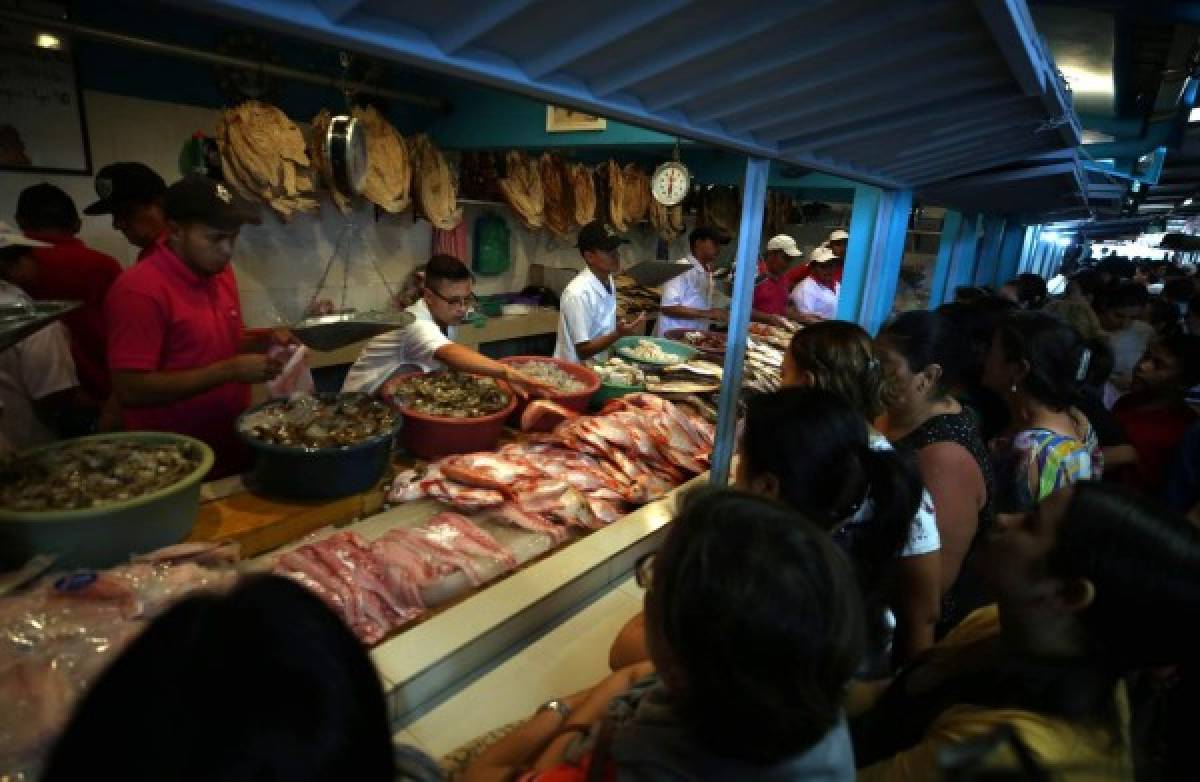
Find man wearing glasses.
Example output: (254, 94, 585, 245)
(554, 220, 646, 363)
(342, 254, 553, 396)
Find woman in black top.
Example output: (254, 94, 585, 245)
(877, 310, 995, 634)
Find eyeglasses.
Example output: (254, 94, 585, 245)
(425, 287, 477, 309)
(634, 552, 655, 589)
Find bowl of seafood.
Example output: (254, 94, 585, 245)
(499, 356, 601, 421)
(613, 336, 698, 367)
(663, 329, 728, 358)
(237, 392, 401, 500)
(380, 371, 516, 461)
(588, 356, 648, 409)
(0, 432, 213, 568)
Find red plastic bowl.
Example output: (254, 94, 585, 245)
(499, 357, 601, 426)
(381, 371, 517, 461)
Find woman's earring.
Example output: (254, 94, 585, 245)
(1010, 383, 1018, 393)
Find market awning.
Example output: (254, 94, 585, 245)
(163, 0, 1079, 192)
(919, 150, 1087, 219)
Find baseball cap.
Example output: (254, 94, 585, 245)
(84, 162, 167, 215)
(15, 183, 79, 229)
(577, 220, 630, 253)
(828, 229, 849, 242)
(163, 175, 262, 231)
(765, 234, 802, 257)
(0, 221, 50, 249)
(810, 246, 836, 264)
(689, 225, 731, 246)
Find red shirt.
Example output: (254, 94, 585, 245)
(105, 241, 250, 479)
(752, 273, 790, 316)
(24, 233, 123, 401)
(1111, 393, 1196, 494)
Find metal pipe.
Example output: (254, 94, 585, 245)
(709, 156, 769, 488)
(0, 8, 449, 111)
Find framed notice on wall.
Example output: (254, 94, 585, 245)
(0, 14, 92, 174)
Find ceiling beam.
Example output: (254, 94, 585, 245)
(313, 0, 366, 22)
(586, 0, 829, 95)
(520, 0, 692, 79)
(642, 0, 949, 113)
(747, 68, 1004, 139)
(436, 0, 538, 54)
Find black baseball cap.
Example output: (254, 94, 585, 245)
(15, 183, 79, 230)
(689, 225, 731, 246)
(163, 175, 261, 231)
(577, 220, 630, 253)
(83, 162, 167, 215)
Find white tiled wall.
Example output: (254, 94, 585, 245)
(0, 90, 690, 326)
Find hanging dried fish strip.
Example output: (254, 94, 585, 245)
(352, 105, 412, 213)
(607, 160, 628, 232)
(498, 150, 544, 231)
(216, 100, 320, 220)
(650, 199, 685, 241)
(621, 163, 649, 225)
(409, 134, 462, 230)
(540, 152, 575, 238)
(568, 162, 596, 226)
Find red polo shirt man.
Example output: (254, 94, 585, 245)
(16, 183, 123, 409)
(83, 162, 169, 261)
(753, 234, 804, 320)
(105, 175, 281, 479)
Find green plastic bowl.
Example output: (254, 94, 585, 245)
(0, 432, 214, 570)
(612, 335, 698, 366)
(590, 380, 645, 410)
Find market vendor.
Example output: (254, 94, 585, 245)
(753, 234, 804, 325)
(342, 254, 555, 396)
(0, 225, 79, 452)
(554, 220, 646, 363)
(654, 225, 730, 336)
(16, 183, 123, 429)
(790, 246, 840, 320)
(105, 175, 282, 480)
(84, 162, 169, 261)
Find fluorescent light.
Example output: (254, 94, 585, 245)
(1192, 107, 1200, 123)
(34, 33, 61, 50)
(1185, 198, 1194, 206)
(1058, 66, 1114, 97)
(1054, 235, 1073, 246)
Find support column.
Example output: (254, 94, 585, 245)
(928, 210, 964, 308)
(1017, 226, 1041, 273)
(995, 222, 1026, 285)
(973, 215, 1007, 286)
(839, 186, 914, 333)
(709, 156, 769, 487)
(945, 213, 982, 298)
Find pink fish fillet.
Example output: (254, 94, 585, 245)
(299, 537, 396, 644)
(420, 513, 518, 570)
(380, 528, 488, 587)
(519, 399, 579, 432)
(484, 503, 568, 543)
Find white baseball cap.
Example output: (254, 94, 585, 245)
(0, 222, 49, 250)
(828, 229, 849, 242)
(811, 246, 836, 263)
(765, 234, 802, 257)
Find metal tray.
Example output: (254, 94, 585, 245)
(622, 261, 692, 288)
(290, 310, 415, 352)
(0, 300, 79, 353)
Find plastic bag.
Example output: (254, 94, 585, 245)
(267, 344, 315, 399)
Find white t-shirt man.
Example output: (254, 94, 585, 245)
(791, 276, 840, 320)
(555, 268, 617, 363)
(342, 298, 457, 393)
(654, 254, 713, 336)
(0, 282, 78, 451)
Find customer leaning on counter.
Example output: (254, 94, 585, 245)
(105, 175, 284, 480)
(553, 220, 646, 363)
(342, 254, 554, 396)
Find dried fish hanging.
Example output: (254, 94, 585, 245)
(217, 100, 320, 221)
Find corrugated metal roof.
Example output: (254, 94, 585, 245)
(163, 0, 1079, 192)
